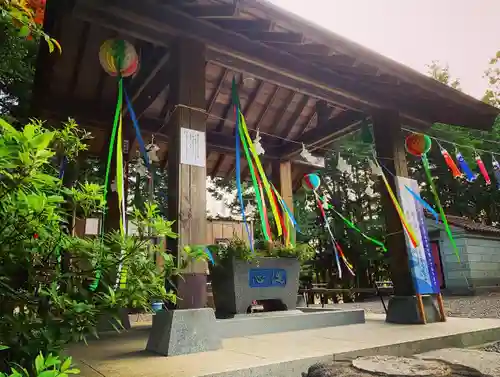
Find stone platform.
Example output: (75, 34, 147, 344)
(68, 314, 500, 377)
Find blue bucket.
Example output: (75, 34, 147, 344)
(152, 301, 163, 313)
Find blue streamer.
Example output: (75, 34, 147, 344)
(204, 247, 215, 265)
(235, 105, 254, 252)
(58, 156, 67, 180)
(456, 152, 477, 182)
(279, 197, 301, 233)
(124, 89, 150, 168)
(405, 186, 439, 224)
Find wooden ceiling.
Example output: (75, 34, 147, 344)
(33, 0, 499, 183)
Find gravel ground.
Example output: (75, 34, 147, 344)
(324, 292, 500, 319)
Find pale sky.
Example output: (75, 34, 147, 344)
(269, 0, 500, 99)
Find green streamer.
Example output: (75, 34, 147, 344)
(238, 111, 269, 241)
(88, 78, 123, 292)
(422, 154, 460, 262)
(331, 207, 387, 251)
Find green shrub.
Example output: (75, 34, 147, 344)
(0, 119, 205, 371)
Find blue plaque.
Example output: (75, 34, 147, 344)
(249, 268, 287, 288)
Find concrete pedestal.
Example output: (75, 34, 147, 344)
(146, 308, 222, 356)
(386, 295, 441, 324)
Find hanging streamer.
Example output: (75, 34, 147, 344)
(271, 187, 288, 246)
(271, 183, 301, 233)
(115, 113, 128, 289)
(253, 161, 272, 241)
(330, 207, 387, 251)
(475, 153, 491, 185)
(58, 156, 67, 180)
(493, 155, 500, 190)
(376, 160, 419, 248)
(314, 190, 342, 279)
(124, 89, 150, 168)
(441, 147, 462, 178)
(234, 98, 256, 250)
(456, 151, 477, 182)
(239, 113, 282, 236)
(404, 186, 439, 224)
(88, 77, 123, 292)
(335, 241, 355, 276)
(422, 155, 461, 262)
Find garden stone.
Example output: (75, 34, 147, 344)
(302, 357, 485, 377)
(146, 308, 222, 356)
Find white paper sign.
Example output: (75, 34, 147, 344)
(85, 218, 100, 235)
(180, 128, 206, 167)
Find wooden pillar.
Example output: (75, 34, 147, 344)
(167, 38, 207, 309)
(372, 109, 415, 297)
(271, 161, 295, 244)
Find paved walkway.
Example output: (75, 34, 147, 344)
(68, 315, 500, 377)
(330, 293, 500, 318)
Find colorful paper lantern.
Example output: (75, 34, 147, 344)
(302, 173, 321, 192)
(405, 133, 432, 157)
(99, 39, 139, 77)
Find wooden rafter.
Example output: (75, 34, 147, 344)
(280, 93, 309, 140)
(209, 18, 271, 31)
(270, 42, 332, 56)
(271, 90, 296, 138)
(278, 109, 367, 158)
(207, 68, 228, 113)
(128, 52, 173, 119)
(179, 4, 238, 19)
(239, 30, 303, 43)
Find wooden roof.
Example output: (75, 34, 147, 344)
(34, 0, 499, 182)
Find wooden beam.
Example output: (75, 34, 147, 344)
(209, 18, 272, 31)
(130, 53, 173, 119)
(166, 37, 207, 308)
(128, 47, 170, 102)
(253, 86, 279, 131)
(269, 42, 332, 56)
(372, 109, 414, 298)
(180, 4, 237, 19)
(239, 30, 303, 44)
(272, 90, 296, 137)
(277, 109, 367, 158)
(207, 68, 228, 113)
(280, 94, 310, 140)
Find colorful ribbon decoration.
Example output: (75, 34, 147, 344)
(475, 153, 491, 185)
(422, 155, 460, 262)
(404, 186, 439, 224)
(254, 161, 272, 241)
(124, 89, 150, 169)
(440, 147, 462, 178)
(376, 159, 419, 248)
(232, 80, 299, 246)
(234, 92, 255, 250)
(329, 205, 387, 251)
(313, 190, 343, 279)
(335, 241, 355, 276)
(90, 40, 135, 291)
(456, 151, 477, 182)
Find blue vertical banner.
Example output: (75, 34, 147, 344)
(396, 177, 440, 294)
